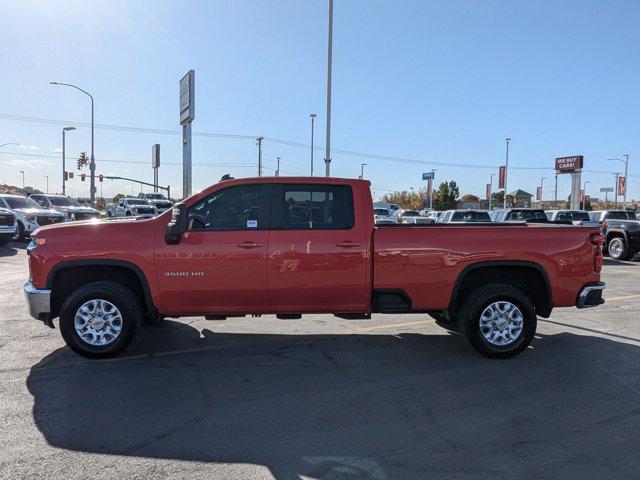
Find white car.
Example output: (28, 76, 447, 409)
(374, 207, 398, 224)
(373, 202, 401, 222)
(106, 198, 158, 218)
(0, 208, 17, 246)
(29, 194, 100, 221)
(137, 192, 173, 213)
(0, 194, 66, 241)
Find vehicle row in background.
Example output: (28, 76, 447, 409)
(29, 194, 100, 221)
(137, 192, 173, 213)
(0, 194, 65, 241)
(589, 210, 640, 260)
(0, 208, 17, 246)
(106, 198, 158, 218)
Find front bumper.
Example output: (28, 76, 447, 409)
(576, 282, 606, 309)
(23, 281, 53, 327)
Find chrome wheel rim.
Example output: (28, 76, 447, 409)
(74, 299, 123, 346)
(479, 301, 523, 346)
(610, 240, 623, 257)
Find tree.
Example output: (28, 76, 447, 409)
(565, 195, 592, 211)
(381, 189, 426, 211)
(459, 194, 480, 203)
(491, 190, 504, 205)
(432, 181, 459, 210)
(112, 193, 126, 203)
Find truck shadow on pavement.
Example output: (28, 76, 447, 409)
(27, 321, 640, 479)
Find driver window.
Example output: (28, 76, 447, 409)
(187, 184, 265, 231)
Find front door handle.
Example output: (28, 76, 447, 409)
(336, 241, 362, 248)
(236, 241, 263, 249)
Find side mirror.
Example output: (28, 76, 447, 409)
(165, 203, 188, 245)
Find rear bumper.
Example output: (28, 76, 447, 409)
(23, 281, 53, 326)
(576, 282, 605, 309)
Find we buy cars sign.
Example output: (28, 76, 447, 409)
(555, 156, 583, 172)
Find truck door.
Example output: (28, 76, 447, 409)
(155, 183, 271, 313)
(266, 183, 369, 311)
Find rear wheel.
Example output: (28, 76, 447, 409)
(11, 222, 25, 242)
(59, 281, 141, 358)
(458, 284, 537, 359)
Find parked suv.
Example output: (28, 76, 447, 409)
(137, 192, 173, 213)
(588, 210, 640, 260)
(437, 209, 491, 223)
(29, 194, 100, 221)
(0, 208, 16, 246)
(106, 198, 157, 218)
(0, 194, 65, 241)
(490, 208, 549, 223)
(545, 210, 594, 225)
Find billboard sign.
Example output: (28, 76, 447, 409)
(152, 144, 160, 168)
(555, 155, 583, 172)
(618, 176, 626, 196)
(422, 171, 435, 181)
(180, 70, 195, 125)
(498, 166, 506, 189)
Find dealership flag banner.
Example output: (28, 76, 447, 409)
(498, 166, 506, 189)
(536, 186, 542, 201)
(618, 176, 626, 196)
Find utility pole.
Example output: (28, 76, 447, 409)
(276, 156, 281, 177)
(503, 138, 511, 208)
(325, 0, 334, 177)
(256, 137, 264, 177)
(62, 127, 75, 195)
(359, 163, 366, 179)
(488, 173, 495, 210)
(554, 172, 558, 208)
(45, 175, 49, 194)
(310, 113, 316, 176)
(614, 173, 619, 209)
(20, 170, 24, 190)
(582, 180, 590, 210)
(539, 177, 546, 208)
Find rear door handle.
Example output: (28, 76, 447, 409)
(336, 241, 362, 248)
(236, 241, 263, 249)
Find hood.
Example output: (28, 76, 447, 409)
(148, 199, 172, 206)
(53, 206, 100, 215)
(32, 215, 154, 237)
(13, 207, 65, 216)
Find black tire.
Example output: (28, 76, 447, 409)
(107, 211, 112, 217)
(59, 281, 141, 358)
(457, 284, 537, 359)
(429, 311, 459, 333)
(0, 235, 10, 247)
(608, 237, 629, 261)
(125, 211, 132, 216)
(12, 222, 25, 242)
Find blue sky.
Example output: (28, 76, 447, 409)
(1, 0, 639, 201)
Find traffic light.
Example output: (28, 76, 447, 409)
(99, 174, 103, 182)
(77, 158, 83, 170)
(77, 152, 89, 170)
(80, 174, 86, 182)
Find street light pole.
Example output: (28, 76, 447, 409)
(62, 127, 76, 196)
(359, 163, 366, 179)
(20, 170, 25, 190)
(310, 113, 316, 176)
(0, 142, 21, 149)
(539, 177, 546, 207)
(276, 156, 281, 177)
(325, 0, 333, 177)
(503, 138, 511, 208)
(256, 137, 263, 177)
(614, 173, 619, 209)
(582, 180, 590, 210)
(45, 176, 49, 194)
(50, 82, 95, 205)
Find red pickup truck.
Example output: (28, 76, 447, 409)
(24, 177, 605, 359)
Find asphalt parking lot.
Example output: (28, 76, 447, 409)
(1, 243, 640, 480)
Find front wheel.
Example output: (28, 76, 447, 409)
(59, 281, 141, 358)
(458, 284, 537, 359)
(11, 222, 25, 242)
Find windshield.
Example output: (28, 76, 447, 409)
(451, 211, 491, 222)
(3, 196, 41, 209)
(127, 199, 148, 206)
(403, 211, 419, 216)
(49, 196, 81, 207)
(145, 194, 165, 200)
(506, 210, 548, 222)
(556, 211, 590, 222)
(374, 209, 390, 216)
(605, 211, 634, 220)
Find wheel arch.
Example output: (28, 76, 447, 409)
(448, 260, 553, 318)
(46, 259, 156, 318)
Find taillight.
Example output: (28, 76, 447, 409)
(590, 233, 603, 273)
(600, 220, 606, 232)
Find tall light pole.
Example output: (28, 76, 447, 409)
(488, 173, 495, 210)
(325, 0, 334, 177)
(0, 142, 21, 149)
(19, 170, 25, 190)
(359, 163, 366, 179)
(614, 173, 620, 209)
(256, 137, 263, 177)
(539, 177, 546, 207)
(310, 113, 316, 176)
(503, 137, 511, 208)
(609, 156, 629, 208)
(62, 127, 76, 195)
(45, 175, 49, 194)
(554, 172, 558, 208)
(50, 82, 95, 205)
(276, 156, 281, 177)
(582, 180, 590, 210)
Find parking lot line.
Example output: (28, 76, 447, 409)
(606, 294, 640, 302)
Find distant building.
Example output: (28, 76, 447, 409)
(507, 189, 533, 208)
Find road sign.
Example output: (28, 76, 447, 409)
(422, 172, 435, 181)
(600, 187, 614, 193)
(180, 70, 195, 126)
(555, 155, 583, 172)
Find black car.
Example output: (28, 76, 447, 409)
(588, 210, 640, 260)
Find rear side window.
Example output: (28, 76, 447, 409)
(187, 184, 268, 231)
(451, 211, 490, 222)
(272, 184, 354, 230)
(605, 211, 629, 220)
(506, 210, 548, 222)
